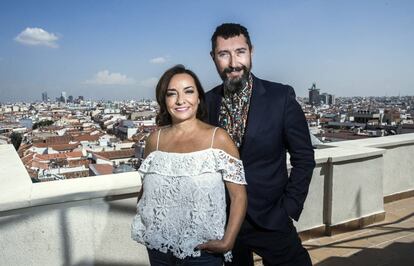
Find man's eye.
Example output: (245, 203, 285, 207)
(218, 53, 228, 58)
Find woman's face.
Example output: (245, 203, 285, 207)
(165, 73, 200, 124)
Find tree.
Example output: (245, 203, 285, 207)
(32, 120, 54, 129)
(10, 132, 22, 151)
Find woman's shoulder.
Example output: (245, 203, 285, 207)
(143, 129, 161, 157)
(211, 127, 239, 159)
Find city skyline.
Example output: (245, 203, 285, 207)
(1, 0, 414, 102)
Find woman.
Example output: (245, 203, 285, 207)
(131, 65, 247, 265)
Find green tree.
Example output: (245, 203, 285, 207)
(10, 132, 22, 151)
(32, 120, 54, 129)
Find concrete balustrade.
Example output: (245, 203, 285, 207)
(0, 144, 147, 265)
(1, 133, 414, 265)
(332, 134, 414, 199)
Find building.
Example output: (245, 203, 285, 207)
(42, 92, 48, 102)
(309, 83, 320, 106)
(61, 91, 67, 103)
(320, 93, 335, 105)
(116, 120, 138, 140)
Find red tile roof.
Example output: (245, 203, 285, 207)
(94, 149, 135, 160)
(89, 164, 114, 175)
(72, 134, 101, 142)
(32, 142, 80, 151)
(48, 143, 80, 151)
(35, 151, 84, 161)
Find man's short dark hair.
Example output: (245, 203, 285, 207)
(211, 23, 252, 53)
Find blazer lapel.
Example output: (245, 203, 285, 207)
(209, 86, 223, 126)
(241, 75, 268, 155)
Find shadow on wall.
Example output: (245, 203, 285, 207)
(0, 194, 142, 266)
(314, 241, 414, 266)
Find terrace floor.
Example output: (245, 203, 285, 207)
(253, 197, 414, 266)
(305, 196, 414, 266)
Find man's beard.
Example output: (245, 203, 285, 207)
(221, 65, 251, 94)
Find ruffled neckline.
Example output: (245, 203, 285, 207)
(138, 148, 242, 177)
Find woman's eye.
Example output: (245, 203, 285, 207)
(185, 90, 194, 94)
(166, 92, 176, 97)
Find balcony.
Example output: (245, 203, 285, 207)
(1, 133, 414, 265)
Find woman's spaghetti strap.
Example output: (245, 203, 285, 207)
(156, 128, 162, 151)
(210, 127, 219, 148)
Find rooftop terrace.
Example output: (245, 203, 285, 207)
(1, 133, 414, 265)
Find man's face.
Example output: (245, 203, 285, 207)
(212, 35, 253, 92)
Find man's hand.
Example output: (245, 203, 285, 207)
(196, 239, 232, 253)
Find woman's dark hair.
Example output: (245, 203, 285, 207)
(155, 64, 208, 126)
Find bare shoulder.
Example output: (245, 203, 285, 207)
(212, 127, 240, 159)
(143, 130, 159, 158)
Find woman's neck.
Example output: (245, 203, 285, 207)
(170, 118, 200, 134)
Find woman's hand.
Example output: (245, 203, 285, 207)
(196, 239, 232, 253)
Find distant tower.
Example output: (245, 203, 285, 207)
(320, 93, 335, 106)
(61, 91, 67, 103)
(320, 93, 329, 105)
(308, 83, 320, 106)
(328, 94, 335, 105)
(41, 92, 48, 102)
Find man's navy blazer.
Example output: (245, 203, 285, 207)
(205, 74, 315, 231)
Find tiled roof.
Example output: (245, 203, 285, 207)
(89, 164, 114, 175)
(94, 149, 135, 160)
(72, 134, 101, 142)
(32, 142, 80, 151)
(33, 135, 72, 145)
(35, 151, 84, 161)
(48, 143, 80, 151)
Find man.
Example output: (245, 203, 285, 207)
(205, 23, 315, 265)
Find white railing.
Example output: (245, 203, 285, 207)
(1, 133, 414, 265)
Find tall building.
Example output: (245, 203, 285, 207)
(320, 93, 335, 105)
(328, 94, 335, 105)
(41, 92, 48, 102)
(320, 93, 329, 105)
(61, 91, 67, 103)
(309, 83, 320, 106)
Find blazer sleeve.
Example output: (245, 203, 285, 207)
(282, 86, 316, 221)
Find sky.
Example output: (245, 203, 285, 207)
(0, 0, 413, 102)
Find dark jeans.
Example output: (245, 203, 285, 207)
(147, 248, 223, 266)
(225, 218, 312, 266)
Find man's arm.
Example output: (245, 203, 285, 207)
(282, 86, 315, 221)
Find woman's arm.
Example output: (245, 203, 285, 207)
(197, 128, 247, 253)
(137, 130, 158, 202)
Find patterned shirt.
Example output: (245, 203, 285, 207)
(219, 74, 253, 148)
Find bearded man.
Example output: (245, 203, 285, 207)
(204, 23, 315, 266)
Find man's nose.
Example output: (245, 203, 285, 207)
(229, 54, 237, 68)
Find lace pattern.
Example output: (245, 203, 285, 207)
(139, 149, 246, 184)
(131, 148, 246, 261)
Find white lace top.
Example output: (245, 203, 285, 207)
(131, 128, 246, 261)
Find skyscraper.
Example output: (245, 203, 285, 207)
(309, 83, 320, 106)
(41, 92, 48, 102)
(61, 91, 67, 103)
(328, 94, 335, 105)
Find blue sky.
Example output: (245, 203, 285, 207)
(0, 0, 413, 102)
